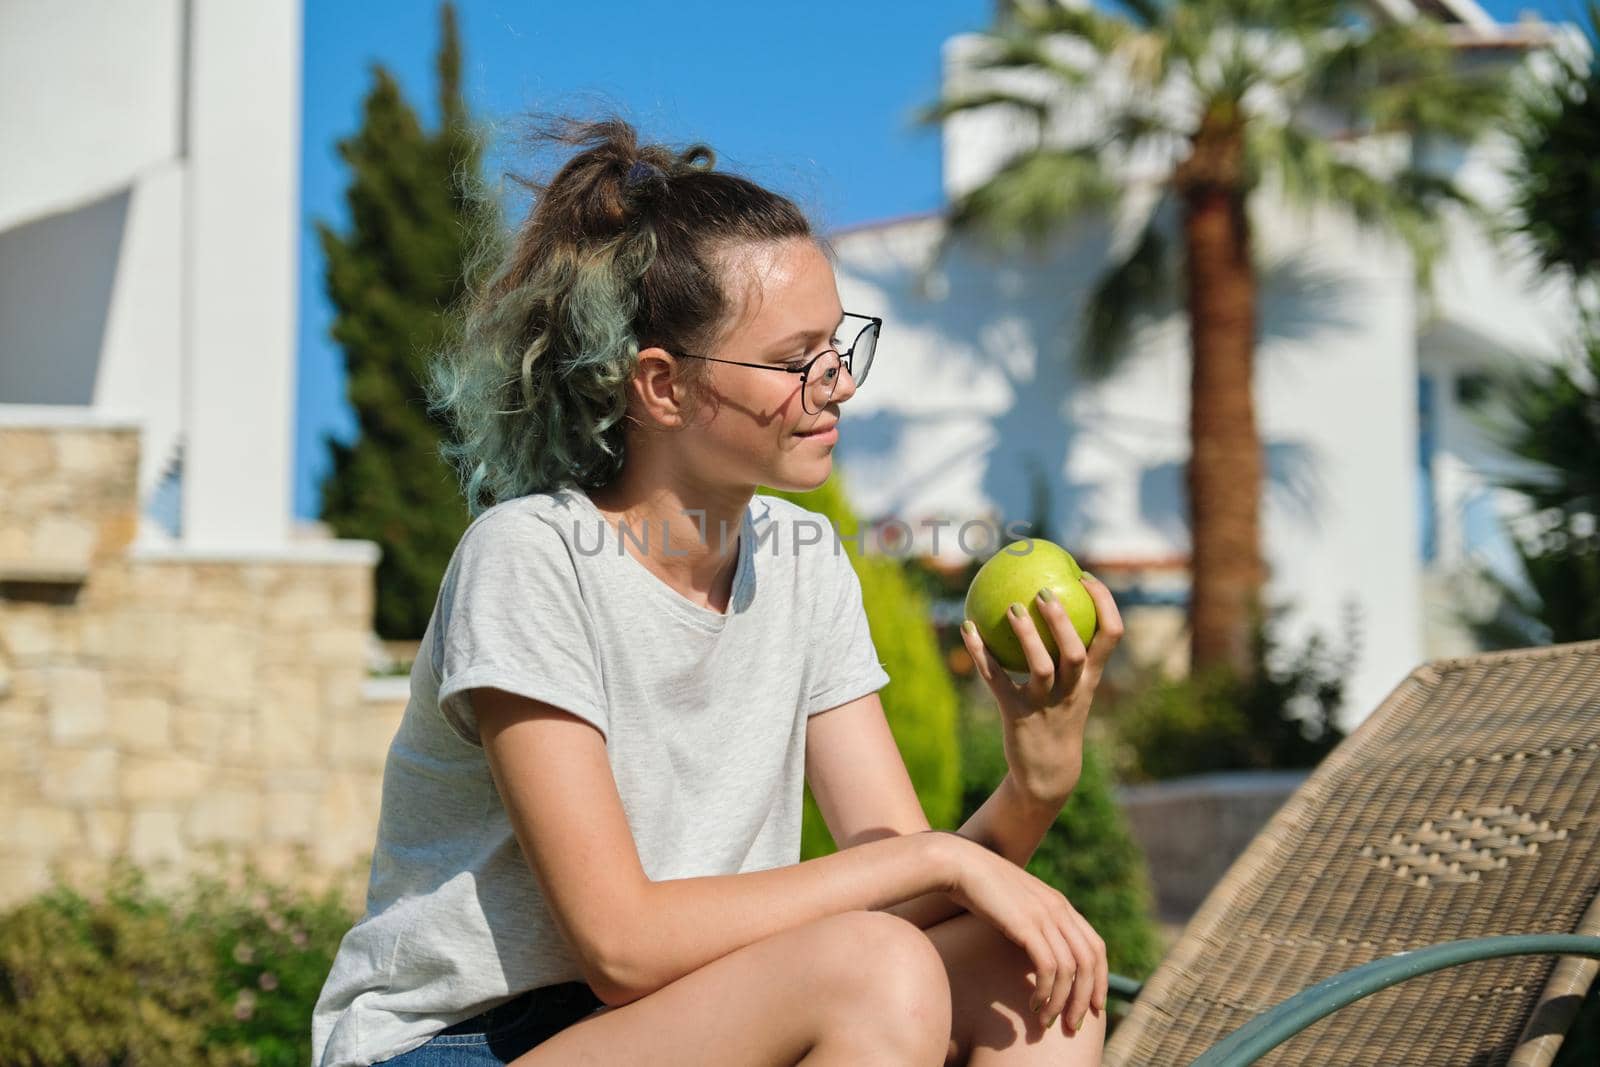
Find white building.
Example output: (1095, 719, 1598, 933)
(0, 0, 305, 554)
(825, 0, 1583, 727)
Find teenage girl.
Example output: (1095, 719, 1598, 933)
(311, 116, 1124, 1067)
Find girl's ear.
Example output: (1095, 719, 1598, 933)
(631, 347, 696, 431)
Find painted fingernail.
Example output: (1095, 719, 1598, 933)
(961, 620, 976, 637)
(1009, 602, 1025, 618)
(1038, 587, 1056, 603)
(1083, 572, 1099, 584)
(1045, 1012, 1059, 1030)
(1074, 1012, 1086, 1031)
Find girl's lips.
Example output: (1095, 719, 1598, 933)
(797, 426, 838, 443)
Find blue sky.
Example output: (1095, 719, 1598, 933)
(295, 0, 1586, 521)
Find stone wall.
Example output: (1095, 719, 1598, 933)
(0, 417, 396, 913)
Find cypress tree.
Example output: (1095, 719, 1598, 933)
(316, 2, 490, 639)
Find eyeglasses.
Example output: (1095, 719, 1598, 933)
(670, 312, 881, 415)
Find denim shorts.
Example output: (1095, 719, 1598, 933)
(374, 981, 607, 1065)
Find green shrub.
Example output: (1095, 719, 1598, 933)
(0, 856, 359, 1067)
(761, 473, 964, 855)
(1105, 600, 1356, 783)
(957, 693, 1163, 987)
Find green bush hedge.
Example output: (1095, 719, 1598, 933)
(760, 474, 964, 854)
(0, 857, 359, 1067)
(957, 692, 1163, 987)
(1103, 600, 1356, 783)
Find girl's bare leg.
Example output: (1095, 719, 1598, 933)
(923, 910, 1105, 1067)
(515, 910, 953, 1067)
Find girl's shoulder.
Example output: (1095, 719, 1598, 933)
(458, 488, 590, 542)
(443, 491, 593, 584)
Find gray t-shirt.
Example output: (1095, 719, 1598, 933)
(311, 485, 890, 1067)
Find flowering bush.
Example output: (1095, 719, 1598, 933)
(0, 855, 360, 1067)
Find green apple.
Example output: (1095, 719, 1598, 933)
(964, 539, 1097, 674)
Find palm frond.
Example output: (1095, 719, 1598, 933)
(1203, 0, 1343, 34)
(945, 146, 1118, 252)
(1112, 0, 1169, 30)
(1297, 19, 1508, 140)
(965, 30, 1095, 88)
(1102, 106, 1188, 157)
(1505, 5, 1600, 281)
(1079, 199, 1176, 379)
(1007, 0, 1140, 57)
(913, 88, 1054, 130)
(1250, 121, 1481, 288)
(1366, 68, 1510, 141)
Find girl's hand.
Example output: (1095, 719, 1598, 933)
(940, 831, 1108, 1034)
(960, 575, 1124, 803)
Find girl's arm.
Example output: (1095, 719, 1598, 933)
(477, 687, 959, 1008)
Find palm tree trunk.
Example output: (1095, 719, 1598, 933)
(1177, 124, 1266, 683)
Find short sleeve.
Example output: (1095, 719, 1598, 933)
(804, 541, 892, 717)
(433, 509, 608, 747)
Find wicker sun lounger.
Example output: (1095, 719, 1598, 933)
(1103, 638, 1600, 1066)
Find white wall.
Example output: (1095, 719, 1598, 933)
(0, 0, 184, 233)
(181, 0, 302, 550)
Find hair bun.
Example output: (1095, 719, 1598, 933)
(625, 159, 667, 190)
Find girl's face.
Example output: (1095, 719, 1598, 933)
(674, 237, 859, 493)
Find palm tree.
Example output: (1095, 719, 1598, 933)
(922, 0, 1507, 681)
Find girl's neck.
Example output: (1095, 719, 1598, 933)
(584, 478, 751, 613)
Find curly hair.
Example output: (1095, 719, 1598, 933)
(424, 114, 820, 518)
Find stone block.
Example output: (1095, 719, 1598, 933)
(46, 667, 108, 744)
(93, 510, 138, 561)
(173, 706, 255, 762)
(0, 702, 44, 739)
(266, 581, 335, 624)
(40, 747, 117, 804)
(264, 767, 324, 791)
(0, 431, 52, 481)
(53, 431, 121, 477)
(0, 609, 54, 662)
(256, 699, 320, 770)
(307, 628, 367, 668)
(31, 516, 97, 569)
(107, 695, 173, 750)
(102, 609, 184, 670)
(120, 754, 212, 803)
(262, 788, 319, 842)
(186, 789, 260, 845)
(327, 711, 396, 772)
(129, 563, 194, 604)
(0, 854, 55, 910)
(0, 525, 27, 561)
(83, 809, 130, 858)
(313, 774, 383, 868)
(0, 806, 80, 856)
(320, 667, 364, 716)
(178, 621, 257, 706)
(128, 809, 185, 868)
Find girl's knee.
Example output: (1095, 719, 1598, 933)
(815, 912, 953, 1036)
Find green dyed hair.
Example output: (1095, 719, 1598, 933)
(425, 114, 819, 517)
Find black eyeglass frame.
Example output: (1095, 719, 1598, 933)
(667, 312, 882, 401)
